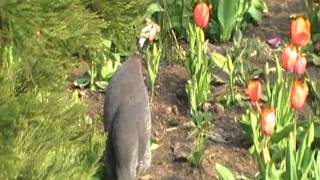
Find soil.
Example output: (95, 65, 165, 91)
(80, 0, 313, 179)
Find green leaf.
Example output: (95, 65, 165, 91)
(286, 133, 298, 180)
(270, 123, 294, 144)
(217, 0, 238, 41)
(210, 52, 231, 75)
(248, 5, 263, 22)
(215, 163, 236, 180)
(266, 163, 281, 180)
(145, 2, 163, 17)
(150, 138, 160, 151)
(73, 74, 90, 88)
(95, 81, 108, 90)
(315, 151, 320, 179)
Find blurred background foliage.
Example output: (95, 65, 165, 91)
(0, 0, 154, 178)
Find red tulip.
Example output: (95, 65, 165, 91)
(290, 80, 308, 110)
(281, 44, 298, 72)
(260, 108, 276, 136)
(245, 80, 262, 103)
(291, 17, 311, 47)
(193, 3, 212, 28)
(294, 55, 307, 76)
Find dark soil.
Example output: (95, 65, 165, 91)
(81, 0, 312, 179)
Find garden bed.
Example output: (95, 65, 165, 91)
(81, 0, 319, 179)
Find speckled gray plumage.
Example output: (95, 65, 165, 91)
(104, 55, 151, 180)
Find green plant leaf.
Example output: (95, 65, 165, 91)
(210, 52, 231, 75)
(285, 133, 298, 180)
(150, 138, 160, 151)
(270, 123, 294, 144)
(215, 163, 236, 180)
(217, 0, 238, 41)
(145, 3, 163, 17)
(315, 151, 320, 179)
(95, 81, 108, 90)
(73, 74, 90, 88)
(266, 163, 281, 180)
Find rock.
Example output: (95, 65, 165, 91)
(168, 118, 180, 127)
(172, 141, 192, 161)
(207, 42, 228, 55)
(203, 102, 212, 111)
(213, 103, 224, 113)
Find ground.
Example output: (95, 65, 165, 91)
(80, 0, 311, 179)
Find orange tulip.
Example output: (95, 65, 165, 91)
(291, 17, 311, 47)
(281, 44, 298, 72)
(290, 80, 308, 110)
(294, 55, 307, 77)
(260, 108, 276, 136)
(193, 3, 212, 28)
(245, 80, 262, 103)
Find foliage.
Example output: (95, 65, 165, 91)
(145, 43, 162, 101)
(305, 0, 320, 41)
(157, 0, 194, 39)
(217, 121, 320, 180)
(74, 40, 121, 91)
(75, 1, 161, 90)
(218, 54, 320, 180)
(157, 0, 267, 43)
(185, 23, 213, 114)
(187, 111, 211, 167)
(0, 1, 106, 178)
(211, 38, 271, 105)
(215, 163, 236, 180)
(82, 0, 160, 55)
(236, 20, 320, 179)
(183, 23, 213, 167)
(0, 45, 105, 179)
(0, 0, 106, 91)
(208, 0, 267, 42)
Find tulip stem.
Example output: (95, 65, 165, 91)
(293, 110, 297, 152)
(265, 62, 271, 100)
(255, 101, 261, 114)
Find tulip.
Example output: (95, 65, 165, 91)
(260, 108, 276, 136)
(294, 55, 307, 76)
(291, 17, 311, 47)
(281, 44, 298, 72)
(193, 2, 212, 28)
(245, 80, 262, 103)
(290, 80, 308, 110)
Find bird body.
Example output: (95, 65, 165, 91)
(104, 55, 151, 180)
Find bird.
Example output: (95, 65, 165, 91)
(103, 54, 151, 180)
(139, 18, 161, 48)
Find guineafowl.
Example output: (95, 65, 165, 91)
(104, 54, 151, 180)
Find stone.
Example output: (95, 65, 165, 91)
(172, 141, 193, 161)
(213, 102, 224, 113)
(203, 102, 212, 111)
